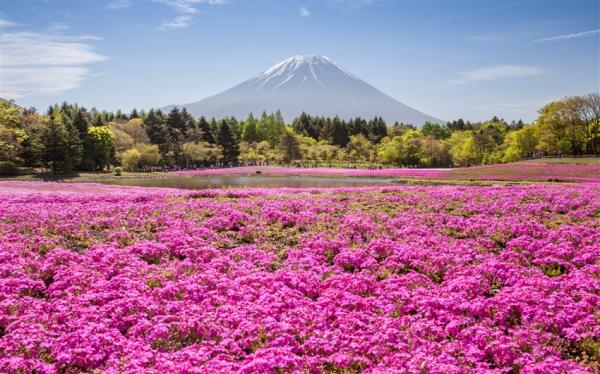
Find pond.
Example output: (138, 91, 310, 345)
(99, 174, 396, 190)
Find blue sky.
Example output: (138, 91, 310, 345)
(0, 0, 598, 122)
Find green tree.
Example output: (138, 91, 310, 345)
(331, 117, 350, 147)
(83, 126, 114, 171)
(0, 100, 21, 128)
(377, 136, 404, 166)
(122, 148, 141, 171)
(197, 116, 216, 144)
(217, 120, 239, 163)
(62, 117, 83, 172)
(345, 134, 375, 163)
(241, 113, 259, 143)
(367, 117, 388, 143)
(278, 129, 302, 163)
(137, 144, 161, 170)
(257, 111, 285, 147)
(182, 142, 222, 167)
(448, 131, 479, 166)
(419, 135, 450, 167)
(422, 122, 451, 140)
(40, 111, 68, 173)
(499, 125, 539, 162)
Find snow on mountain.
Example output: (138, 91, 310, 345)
(164, 55, 443, 125)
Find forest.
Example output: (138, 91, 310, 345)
(0, 93, 598, 175)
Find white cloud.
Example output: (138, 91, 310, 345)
(158, 15, 192, 30)
(450, 65, 543, 84)
(107, 0, 134, 9)
(108, 1, 226, 30)
(1, 67, 93, 98)
(533, 29, 600, 43)
(154, 0, 226, 14)
(299, 6, 310, 16)
(0, 21, 106, 98)
(152, 0, 226, 30)
(0, 18, 18, 28)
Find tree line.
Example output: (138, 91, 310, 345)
(0, 93, 598, 175)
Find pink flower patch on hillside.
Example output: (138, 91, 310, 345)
(0, 182, 599, 372)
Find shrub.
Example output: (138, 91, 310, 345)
(0, 161, 17, 175)
(113, 166, 123, 176)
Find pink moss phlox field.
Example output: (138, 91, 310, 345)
(1, 182, 599, 372)
(442, 162, 600, 182)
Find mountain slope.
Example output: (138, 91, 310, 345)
(166, 55, 443, 125)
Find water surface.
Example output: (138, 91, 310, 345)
(100, 174, 395, 190)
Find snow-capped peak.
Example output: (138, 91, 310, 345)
(241, 55, 359, 92)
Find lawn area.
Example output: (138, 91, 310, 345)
(0, 181, 598, 372)
(521, 157, 600, 165)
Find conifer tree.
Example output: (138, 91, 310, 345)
(40, 111, 68, 173)
(217, 120, 239, 163)
(198, 116, 216, 144)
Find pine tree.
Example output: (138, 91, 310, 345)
(72, 108, 89, 140)
(144, 109, 168, 163)
(41, 111, 68, 173)
(368, 116, 388, 143)
(241, 113, 259, 143)
(198, 116, 216, 144)
(331, 116, 350, 147)
(63, 117, 83, 172)
(217, 120, 239, 163)
(279, 130, 301, 163)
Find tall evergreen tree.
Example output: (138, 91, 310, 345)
(217, 120, 239, 163)
(198, 116, 216, 144)
(144, 109, 168, 162)
(241, 113, 259, 143)
(40, 111, 68, 173)
(63, 116, 83, 172)
(368, 117, 388, 143)
(331, 117, 350, 147)
(279, 130, 301, 163)
(72, 108, 89, 139)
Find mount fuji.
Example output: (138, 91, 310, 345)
(165, 55, 443, 125)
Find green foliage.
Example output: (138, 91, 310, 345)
(345, 134, 375, 163)
(0, 100, 21, 128)
(83, 126, 114, 171)
(1, 94, 597, 173)
(422, 122, 451, 140)
(448, 131, 480, 167)
(278, 129, 302, 163)
(217, 120, 239, 163)
(40, 111, 68, 173)
(113, 166, 123, 176)
(256, 111, 286, 147)
(181, 142, 222, 167)
(122, 148, 141, 171)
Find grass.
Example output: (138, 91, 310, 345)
(520, 157, 600, 164)
(0, 170, 170, 182)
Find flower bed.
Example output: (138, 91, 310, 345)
(442, 162, 600, 183)
(0, 182, 599, 372)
